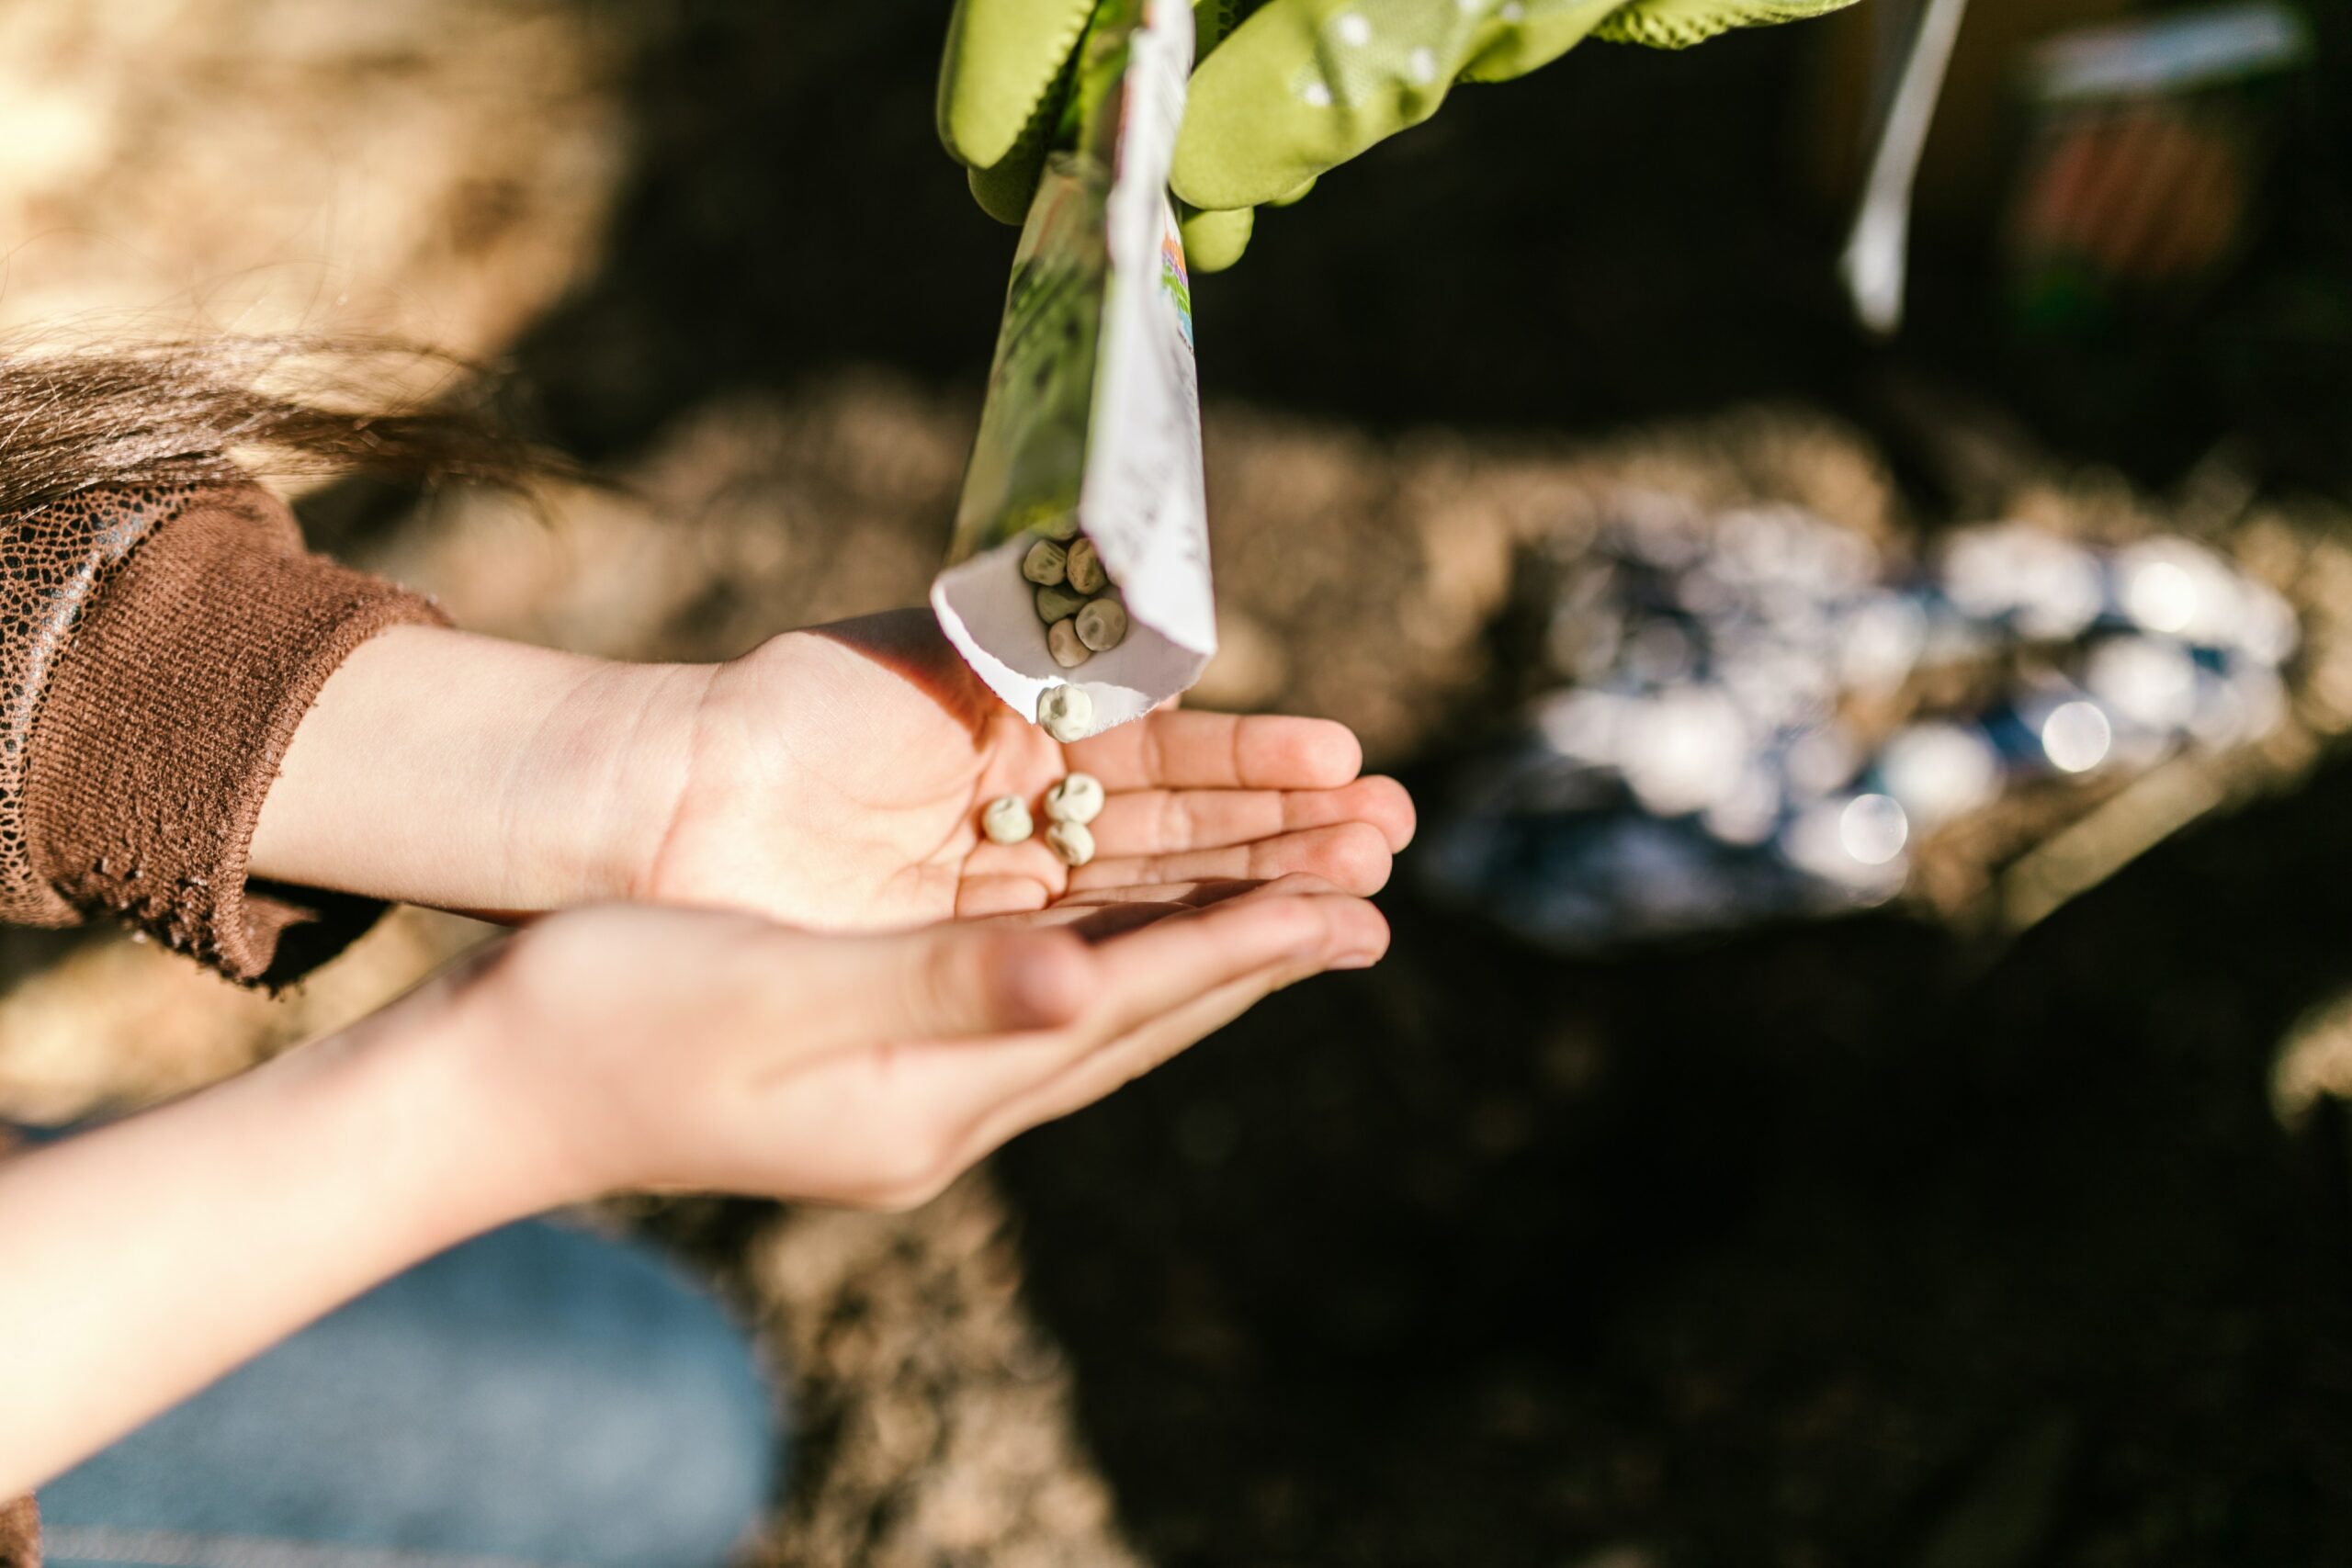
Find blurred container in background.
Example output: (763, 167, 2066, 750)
(1425, 492, 2298, 951)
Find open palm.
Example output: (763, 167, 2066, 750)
(637, 610, 1414, 930)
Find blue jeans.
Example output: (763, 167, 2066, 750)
(37, 1219, 786, 1568)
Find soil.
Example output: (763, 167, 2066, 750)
(6, 3, 2352, 1564)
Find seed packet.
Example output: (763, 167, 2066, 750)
(933, 0, 1215, 741)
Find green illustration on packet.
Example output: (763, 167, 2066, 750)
(933, 0, 1217, 743)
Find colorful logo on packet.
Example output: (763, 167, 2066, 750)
(1159, 225, 1193, 349)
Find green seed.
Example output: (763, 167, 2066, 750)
(1047, 618, 1092, 668)
(1066, 537, 1108, 595)
(1023, 539, 1069, 586)
(1035, 582, 1088, 623)
(1075, 595, 1127, 651)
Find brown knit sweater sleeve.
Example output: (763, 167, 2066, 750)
(0, 484, 447, 986)
(0, 1489, 36, 1568)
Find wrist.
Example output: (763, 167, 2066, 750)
(324, 949, 589, 1225)
(476, 648, 713, 913)
(253, 626, 713, 917)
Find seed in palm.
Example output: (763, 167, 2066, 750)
(980, 795, 1035, 844)
(1044, 773, 1104, 825)
(1037, 683, 1093, 742)
(1046, 818, 1096, 867)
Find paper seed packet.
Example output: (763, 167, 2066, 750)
(932, 0, 1216, 741)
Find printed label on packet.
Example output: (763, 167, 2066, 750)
(932, 0, 1215, 740)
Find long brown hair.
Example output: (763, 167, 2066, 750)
(0, 333, 566, 515)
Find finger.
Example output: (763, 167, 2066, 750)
(1592, 0, 1863, 51)
(981, 874, 1346, 929)
(1179, 202, 1253, 273)
(959, 958, 1314, 1159)
(907, 889, 1382, 1101)
(954, 872, 1055, 919)
(1052, 902, 1199, 940)
(968, 138, 1053, 225)
(812, 925, 1095, 1048)
(1172, 0, 1485, 210)
(963, 831, 1071, 884)
(1069, 710, 1363, 791)
(937, 0, 1092, 168)
(1069, 820, 1395, 897)
(1089, 775, 1416, 858)
(970, 905, 1392, 1147)
(965, 899, 1199, 942)
(965, 874, 1332, 934)
(978, 960, 1318, 1143)
(1048, 875, 1305, 909)
(1080, 888, 1385, 1036)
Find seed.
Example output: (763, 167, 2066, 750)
(1075, 595, 1127, 651)
(1045, 818, 1096, 867)
(1035, 582, 1087, 624)
(1066, 537, 1108, 595)
(1037, 683, 1092, 742)
(980, 795, 1034, 844)
(1041, 513, 1082, 541)
(1044, 772, 1104, 825)
(1022, 539, 1069, 586)
(1047, 617, 1092, 668)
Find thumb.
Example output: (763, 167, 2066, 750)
(827, 926, 1097, 1047)
(939, 0, 1094, 169)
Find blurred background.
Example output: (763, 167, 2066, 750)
(4, 0, 2352, 1562)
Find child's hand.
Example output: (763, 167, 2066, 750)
(636, 610, 1415, 929)
(0, 876, 1382, 1490)
(453, 876, 1387, 1209)
(253, 610, 1414, 932)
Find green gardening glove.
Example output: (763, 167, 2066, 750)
(937, 0, 1863, 272)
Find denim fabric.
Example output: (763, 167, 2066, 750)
(38, 1219, 785, 1568)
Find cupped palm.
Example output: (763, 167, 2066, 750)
(639, 610, 1414, 931)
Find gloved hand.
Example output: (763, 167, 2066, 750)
(938, 0, 1863, 271)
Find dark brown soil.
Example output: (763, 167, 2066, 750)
(7, 4, 2352, 1564)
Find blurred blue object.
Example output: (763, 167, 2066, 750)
(40, 1217, 783, 1568)
(1424, 496, 2297, 951)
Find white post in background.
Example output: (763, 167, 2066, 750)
(1839, 0, 1971, 338)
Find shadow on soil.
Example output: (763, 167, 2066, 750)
(1001, 751, 2352, 1566)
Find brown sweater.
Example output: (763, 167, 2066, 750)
(0, 1490, 35, 1568)
(0, 482, 444, 1556)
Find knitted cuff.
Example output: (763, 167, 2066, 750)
(0, 1490, 37, 1568)
(23, 489, 447, 987)
(0, 485, 188, 931)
